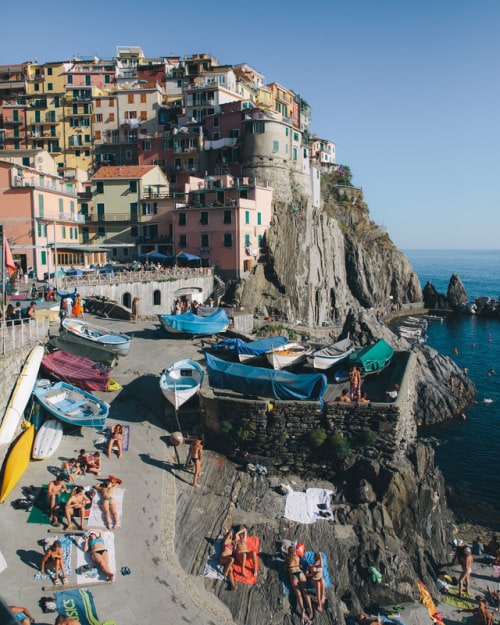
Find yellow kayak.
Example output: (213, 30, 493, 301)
(0, 423, 35, 503)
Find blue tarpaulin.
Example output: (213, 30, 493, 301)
(213, 336, 288, 359)
(160, 309, 229, 335)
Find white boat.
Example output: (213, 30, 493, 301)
(160, 359, 205, 410)
(0, 345, 44, 446)
(32, 418, 64, 460)
(399, 326, 424, 338)
(62, 318, 131, 357)
(265, 343, 312, 370)
(306, 336, 355, 370)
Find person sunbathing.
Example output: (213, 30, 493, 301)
(93, 479, 120, 530)
(306, 551, 326, 612)
(107, 424, 124, 459)
(84, 529, 114, 582)
(286, 545, 313, 622)
(86, 451, 102, 476)
(40, 539, 68, 585)
(219, 529, 236, 590)
(65, 486, 91, 530)
(61, 458, 81, 483)
(234, 526, 257, 578)
(9, 605, 36, 625)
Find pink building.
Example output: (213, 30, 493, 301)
(172, 174, 273, 279)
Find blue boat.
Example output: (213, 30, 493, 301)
(212, 336, 288, 363)
(206, 353, 327, 401)
(160, 309, 229, 336)
(348, 338, 394, 374)
(33, 381, 110, 429)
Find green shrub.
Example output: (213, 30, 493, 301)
(220, 420, 233, 434)
(309, 428, 327, 448)
(357, 428, 378, 446)
(325, 431, 351, 461)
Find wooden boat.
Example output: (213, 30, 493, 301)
(0, 423, 35, 503)
(61, 318, 131, 357)
(41, 349, 112, 392)
(349, 339, 394, 375)
(159, 309, 229, 336)
(0, 345, 44, 446)
(265, 342, 312, 370)
(32, 418, 64, 460)
(160, 360, 204, 410)
(307, 336, 355, 370)
(33, 381, 109, 429)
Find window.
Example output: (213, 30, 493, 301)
(154, 290, 161, 305)
(95, 182, 103, 194)
(251, 122, 265, 134)
(213, 132, 220, 141)
(293, 132, 299, 142)
(223, 210, 231, 224)
(58, 198, 64, 213)
(97, 226, 106, 237)
(70, 201, 75, 214)
(130, 203, 138, 219)
(245, 211, 250, 225)
(179, 234, 187, 248)
(41, 250, 47, 265)
(223, 233, 232, 247)
(95, 130, 101, 140)
(95, 114, 103, 122)
(140, 93, 147, 103)
(129, 181, 138, 193)
(125, 150, 132, 160)
(140, 111, 147, 121)
(245, 234, 251, 247)
(201, 233, 209, 247)
(213, 117, 219, 127)
(178, 213, 186, 226)
(47, 83, 53, 91)
(239, 189, 248, 199)
(109, 112, 115, 122)
(292, 147, 297, 161)
(273, 140, 279, 152)
(38, 194, 44, 216)
(105, 74, 111, 84)
(67, 75, 73, 84)
(257, 212, 261, 225)
(47, 67, 53, 76)
(97, 203, 105, 218)
(142, 203, 157, 215)
(200, 211, 208, 225)
(80, 203, 88, 216)
(62, 226, 66, 238)
(128, 94, 134, 104)
(142, 141, 151, 151)
(85, 75, 91, 86)
(258, 234, 263, 247)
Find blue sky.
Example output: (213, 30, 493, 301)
(2, 0, 499, 249)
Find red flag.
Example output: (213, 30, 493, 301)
(4, 238, 15, 277)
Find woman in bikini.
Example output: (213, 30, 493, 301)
(286, 544, 313, 622)
(93, 479, 120, 530)
(306, 551, 326, 612)
(233, 526, 258, 578)
(84, 529, 114, 582)
(41, 539, 68, 586)
(107, 424, 124, 459)
(219, 529, 236, 590)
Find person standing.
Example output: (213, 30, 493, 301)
(189, 437, 204, 488)
(47, 475, 68, 527)
(457, 545, 473, 597)
(132, 297, 140, 323)
(349, 365, 361, 402)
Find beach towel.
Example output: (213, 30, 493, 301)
(76, 531, 115, 585)
(201, 536, 225, 580)
(233, 535, 260, 585)
(441, 588, 475, 610)
(284, 488, 334, 524)
(55, 588, 100, 625)
(27, 485, 71, 525)
(34, 535, 73, 582)
(101, 425, 130, 451)
(493, 565, 500, 577)
(278, 550, 331, 595)
(87, 488, 125, 528)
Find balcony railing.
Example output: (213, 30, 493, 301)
(2, 117, 23, 125)
(36, 212, 85, 224)
(92, 212, 138, 222)
(13, 177, 77, 197)
(139, 190, 170, 200)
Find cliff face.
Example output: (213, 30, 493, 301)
(236, 166, 422, 326)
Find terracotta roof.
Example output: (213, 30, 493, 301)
(92, 165, 157, 179)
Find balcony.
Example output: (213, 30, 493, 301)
(2, 117, 23, 125)
(93, 212, 139, 223)
(29, 99, 48, 109)
(78, 190, 93, 199)
(27, 74, 45, 82)
(13, 177, 77, 197)
(139, 190, 170, 200)
(36, 212, 85, 224)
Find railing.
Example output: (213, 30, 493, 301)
(13, 177, 78, 197)
(36, 212, 85, 224)
(0, 318, 49, 356)
(58, 266, 213, 289)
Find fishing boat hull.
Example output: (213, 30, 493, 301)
(0, 424, 35, 503)
(348, 339, 394, 375)
(33, 381, 109, 429)
(159, 309, 229, 336)
(307, 337, 355, 370)
(0, 345, 44, 446)
(265, 343, 312, 370)
(41, 350, 112, 392)
(32, 418, 64, 460)
(62, 318, 131, 357)
(160, 359, 204, 410)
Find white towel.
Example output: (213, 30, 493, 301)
(76, 531, 115, 584)
(87, 488, 125, 528)
(201, 536, 225, 580)
(284, 487, 333, 524)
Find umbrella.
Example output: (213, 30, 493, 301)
(176, 252, 201, 261)
(138, 252, 171, 261)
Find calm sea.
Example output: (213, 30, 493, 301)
(404, 249, 500, 527)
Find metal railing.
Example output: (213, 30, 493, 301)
(58, 266, 214, 289)
(0, 318, 49, 356)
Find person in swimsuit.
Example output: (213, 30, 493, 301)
(65, 486, 91, 530)
(188, 437, 204, 488)
(349, 365, 361, 402)
(60, 459, 81, 484)
(86, 452, 102, 476)
(8, 605, 35, 624)
(306, 551, 326, 612)
(107, 424, 124, 459)
(47, 475, 68, 527)
(93, 479, 120, 530)
(234, 526, 257, 578)
(40, 539, 68, 586)
(285, 545, 313, 621)
(84, 529, 114, 582)
(218, 529, 236, 590)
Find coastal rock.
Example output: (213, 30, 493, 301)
(447, 274, 468, 310)
(423, 281, 448, 309)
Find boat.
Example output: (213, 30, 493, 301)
(0, 423, 35, 503)
(212, 336, 289, 363)
(159, 309, 229, 336)
(265, 342, 312, 370)
(32, 418, 64, 460)
(61, 318, 131, 357)
(348, 339, 394, 375)
(33, 381, 110, 429)
(0, 345, 44, 446)
(159, 359, 205, 410)
(41, 349, 112, 392)
(306, 336, 355, 370)
(206, 353, 327, 402)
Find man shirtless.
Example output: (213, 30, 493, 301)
(349, 365, 361, 401)
(65, 486, 91, 530)
(47, 475, 68, 527)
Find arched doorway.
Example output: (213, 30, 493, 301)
(123, 292, 132, 309)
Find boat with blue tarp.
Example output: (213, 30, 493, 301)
(348, 338, 394, 374)
(160, 309, 229, 335)
(212, 336, 288, 363)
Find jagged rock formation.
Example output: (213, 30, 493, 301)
(423, 282, 448, 309)
(235, 170, 422, 327)
(447, 274, 468, 310)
